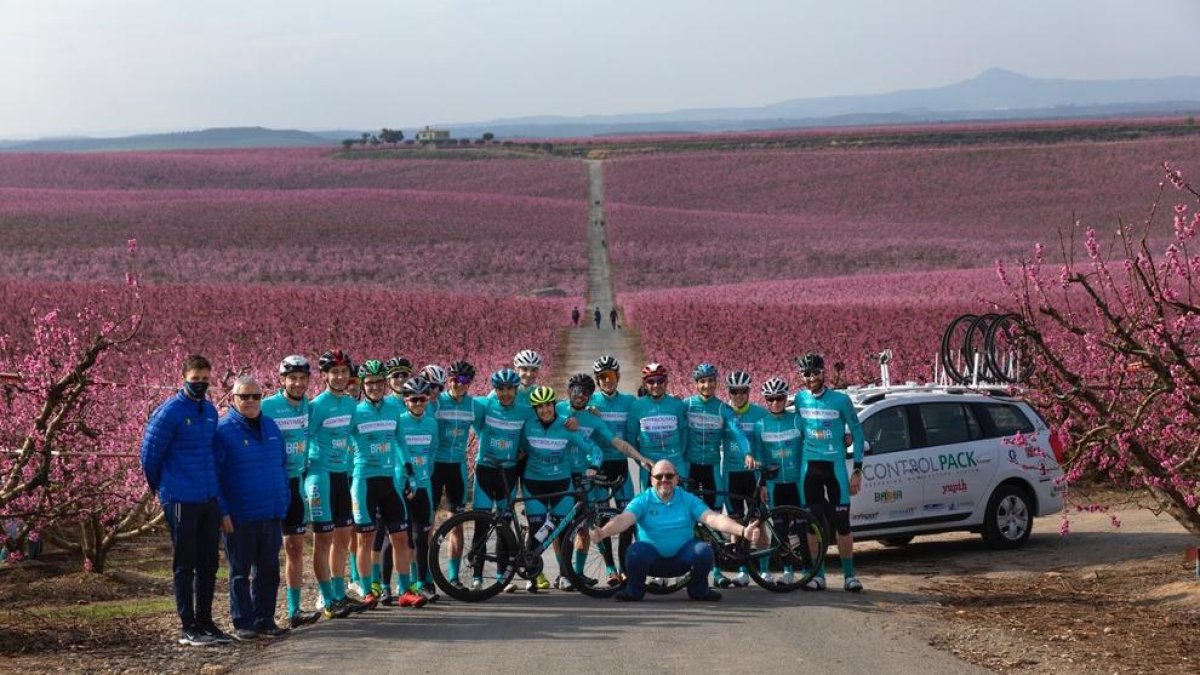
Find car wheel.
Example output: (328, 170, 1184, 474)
(982, 484, 1032, 549)
(880, 535, 914, 547)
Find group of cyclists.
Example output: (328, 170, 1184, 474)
(267, 346, 866, 629)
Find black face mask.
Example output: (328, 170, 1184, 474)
(183, 381, 209, 399)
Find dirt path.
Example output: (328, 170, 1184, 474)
(550, 160, 642, 394)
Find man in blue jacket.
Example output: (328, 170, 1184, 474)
(214, 375, 290, 641)
(140, 354, 228, 647)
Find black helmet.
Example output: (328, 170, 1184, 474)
(795, 353, 825, 373)
(318, 349, 352, 372)
(384, 357, 413, 376)
(448, 360, 476, 379)
(567, 373, 596, 397)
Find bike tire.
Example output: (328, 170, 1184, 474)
(429, 510, 519, 602)
(746, 506, 827, 593)
(940, 314, 977, 384)
(559, 509, 625, 599)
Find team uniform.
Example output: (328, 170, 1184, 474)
(397, 410, 439, 530)
(470, 396, 533, 510)
(261, 392, 311, 536)
(628, 394, 689, 488)
(519, 414, 603, 531)
(305, 390, 356, 533)
(587, 389, 638, 507)
(349, 397, 409, 534)
(794, 388, 865, 537)
(682, 395, 750, 509)
(725, 403, 768, 518)
(431, 391, 481, 514)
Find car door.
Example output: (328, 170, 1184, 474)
(911, 401, 994, 520)
(851, 403, 923, 531)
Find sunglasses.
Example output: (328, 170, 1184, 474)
(452, 375, 473, 385)
(645, 377, 666, 385)
(729, 388, 750, 395)
(234, 393, 263, 401)
(596, 372, 618, 382)
(765, 395, 788, 403)
(651, 472, 676, 481)
(802, 369, 824, 378)
(389, 372, 410, 379)
(407, 396, 428, 404)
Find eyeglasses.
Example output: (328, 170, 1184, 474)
(234, 393, 263, 401)
(596, 372, 618, 382)
(389, 372, 410, 380)
(765, 395, 788, 403)
(645, 377, 666, 385)
(452, 375, 473, 385)
(407, 396, 428, 404)
(801, 369, 824, 378)
(729, 388, 750, 396)
(651, 472, 676, 481)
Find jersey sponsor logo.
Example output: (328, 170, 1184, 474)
(760, 429, 801, 444)
(484, 415, 524, 431)
(274, 416, 308, 431)
(599, 411, 628, 423)
(405, 434, 434, 448)
(640, 415, 678, 433)
(437, 409, 475, 422)
(527, 436, 569, 451)
(357, 420, 396, 434)
(798, 407, 840, 420)
(323, 414, 352, 429)
(687, 412, 723, 431)
(739, 421, 756, 434)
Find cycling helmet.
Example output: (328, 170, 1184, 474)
(761, 377, 789, 398)
(318, 349, 352, 372)
(279, 355, 311, 376)
(402, 376, 431, 397)
(642, 363, 668, 381)
(384, 357, 413, 376)
(448, 360, 476, 379)
(420, 364, 447, 387)
(528, 385, 556, 406)
(358, 360, 386, 379)
(593, 355, 620, 374)
(567, 373, 596, 397)
(795, 352, 825, 373)
(692, 363, 718, 381)
(726, 370, 752, 390)
(491, 368, 521, 388)
(513, 349, 544, 369)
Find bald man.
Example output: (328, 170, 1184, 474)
(590, 460, 758, 601)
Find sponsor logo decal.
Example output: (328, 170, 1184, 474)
(874, 489, 903, 504)
(851, 511, 880, 522)
(941, 479, 968, 495)
(484, 415, 524, 431)
(687, 412, 723, 431)
(641, 415, 679, 433)
(888, 507, 916, 518)
(798, 407, 840, 420)
(357, 420, 396, 434)
(275, 416, 307, 431)
(923, 503, 946, 512)
(323, 414, 351, 429)
(761, 429, 801, 444)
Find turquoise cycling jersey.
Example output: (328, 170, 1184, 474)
(753, 411, 805, 483)
(397, 410, 438, 491)
(590, 390, 637, 447)
(557, 400, 621, 463)
(521, 414, 603, 481)
(472, 395, 533, 465)
(350, 397, 403, 478)
(628, 394, 689, 466)
(487, 384, 536, 409)
(794, 388, 864, 465)
(433, 391, 481, 463)
(308, 389, 357, 473)
(727, 402, 768, 468)
(261, 392, 310, 479)
(682, 395, 750, 466)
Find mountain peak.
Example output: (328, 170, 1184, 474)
(971, 68, 1031, 83)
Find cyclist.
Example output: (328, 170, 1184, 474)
(682, 363, 752, 509)
(627, 363, 690, 488)
(720, 369, 768, 587)
(468, 368, 533, 591)
(260, 355, 322, 628)
(348, 360, 424, 609)
(558, 373, 652, 589)
(588, 355, 640, 581)
(371, 356, 414, 599)
(752, 376, 805, 585)
(794, 353, 865, 593)
(396, 376, 441, 604)
(306, 350, 358, 618)
(519, 386, 602, 592)
(431, 360, 481, 590)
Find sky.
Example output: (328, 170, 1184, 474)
(2, 0, 1198, 138)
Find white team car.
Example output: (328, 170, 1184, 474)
(841, 384, 1066, 549)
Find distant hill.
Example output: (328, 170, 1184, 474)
(0, 126, 333, 152)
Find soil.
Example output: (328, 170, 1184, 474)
(2, 496, 1197, 674)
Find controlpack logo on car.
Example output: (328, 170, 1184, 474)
(863, 451, 985, 482)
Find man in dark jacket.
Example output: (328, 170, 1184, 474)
(214, 375, 291, 641)
(140, 354, 228, 647)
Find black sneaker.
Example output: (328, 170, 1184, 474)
(343, 596, 370, 614)
(690, 589, 722, 602)
(288, 610, 322, 628)
(178, 628, 217, 647)
(255, 624, 289, 639)
(614, 590, 641, 602)
(196, 623, 232, 645)
(231, 628, 260, 642)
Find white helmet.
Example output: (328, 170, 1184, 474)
(420, 364, 448, 387)
(725, 370, 752, 390)
(513, 349, 544, 369)
(761, 377, 789, 398)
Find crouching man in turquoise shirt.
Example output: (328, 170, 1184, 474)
(590, 460, 758, 602)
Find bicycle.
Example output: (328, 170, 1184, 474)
(428, 460, 626, 602)
(573, 464, 827, 597)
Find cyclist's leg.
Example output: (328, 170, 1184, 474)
(407, 488, 434, 589)
(471, 465, 503, 580)
(829, 461, 859, 590)
(329, 472, 355, 600)
(802, 461, 835, 588)
(351, 475, 378, 598)
(305, 472, 340, 607)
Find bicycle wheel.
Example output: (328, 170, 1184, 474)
(559, 509, 625, 599)
(429, 510, 519, 602)
(984, 313, 1033, 384)
(746, 506, 827, 593)
(940, 314, 977, 384)
(965, 313, 1001, 383)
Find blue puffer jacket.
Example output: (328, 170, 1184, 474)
(140, 390, 221, 506)
(213, 409, 289, 524)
